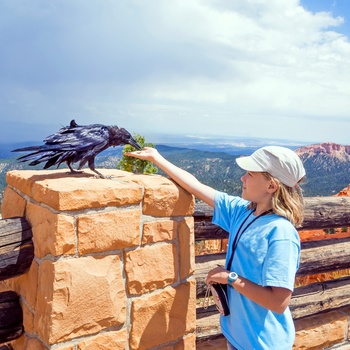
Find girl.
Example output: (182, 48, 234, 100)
(126, 145, 305, 350)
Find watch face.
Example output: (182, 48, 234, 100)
(228, 272, 238, 285)
(229, 272, 238, 280)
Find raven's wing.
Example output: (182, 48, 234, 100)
(43, 124, 112, 151)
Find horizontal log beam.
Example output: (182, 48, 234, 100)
(303, 196, 350, 229)
(0, 345, 14, 350)
(0, 217, 32, 245)
(290, 276, 350, 319)
(298, 237, 350, 275)
(196, 277, 350, 341)
(195, 237, 350, 297)
(195, 253, 225, 298)
(0, 291, 23, 343)
(0, 217, 34, 281)
(195, 222, 228, 241)
(196, 305, 221, 343)
(194, 196, 350, 240)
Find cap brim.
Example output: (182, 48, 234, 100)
(236, 156, 265, 172)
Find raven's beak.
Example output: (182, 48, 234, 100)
(128, 138, 142, 151)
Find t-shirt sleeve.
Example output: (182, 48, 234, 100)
(262, 239, 300, 291)
(212, 191, 245, 232)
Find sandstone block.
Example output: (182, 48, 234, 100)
(34, 255, 126, 344)
(128, 174, 194, 216)
(78, 210, 140, 254)
(26, 202, 75, 258)
(5, 260, 38, 310)
(294, 310, 348, 349)
(178, 218, 195, 280)
(142, 219, 177, 244)
(5, 169, 142, 211)
(21, 303, 34, 335)
(130, 280, 196, 350)
(11, 336, 48, 350)
(77, 329, 128, 350)
(1, 186, 26, 218)
(125, 244, 177, 294)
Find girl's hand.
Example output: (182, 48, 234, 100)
(206, 266, 230, 285)
(126, 146, 216, 207)
(125, 147, 159, 162)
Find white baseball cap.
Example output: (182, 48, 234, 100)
(236, 146, 306, 187)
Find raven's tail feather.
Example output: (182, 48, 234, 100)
(12, 145, 44, 152)
(44, 155, 61, 169)
(16, 150, 65, 170)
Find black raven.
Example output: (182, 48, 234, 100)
(12, 119, 142, 178)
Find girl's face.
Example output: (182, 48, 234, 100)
(240, 171, 273, 203)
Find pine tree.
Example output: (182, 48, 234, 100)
(117, 134, 158, 174)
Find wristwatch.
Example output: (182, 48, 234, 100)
(227, 272, 238, 288)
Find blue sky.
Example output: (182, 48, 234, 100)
(0, 0, 349, 145)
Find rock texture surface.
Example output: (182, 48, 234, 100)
(0, 168, 196, 349)
(295, 142, 350, 160)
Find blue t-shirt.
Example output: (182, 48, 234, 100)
(213, 191, 300, 350)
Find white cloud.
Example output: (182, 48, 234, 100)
(0, 0, 349, 144)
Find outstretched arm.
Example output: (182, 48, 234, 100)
(125, 147, 216, 207)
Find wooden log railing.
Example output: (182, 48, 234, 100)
(194, 196, 350, 342)
(0, 217, 34, 344)
(0, 292, 23, 344)
(0, 217, 34, 281)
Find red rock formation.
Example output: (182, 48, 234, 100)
(295, 142, 350, 160)
(335, 184, 350, 196)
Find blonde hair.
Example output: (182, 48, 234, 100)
(249, 173, 305, 227)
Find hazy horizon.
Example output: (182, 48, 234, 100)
(1, 1, 350, 145)
(0, 125, 343, 148)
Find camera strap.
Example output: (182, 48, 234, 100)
(226, 208, 273, 271)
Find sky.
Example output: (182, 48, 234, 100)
(0, 0, 350, 145)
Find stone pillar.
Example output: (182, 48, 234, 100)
(0, 169, 196, 350)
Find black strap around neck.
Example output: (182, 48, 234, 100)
(226, 209, 273, 271)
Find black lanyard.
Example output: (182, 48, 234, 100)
(226, 209, 273, 271)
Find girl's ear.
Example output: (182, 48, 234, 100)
(267, 180, 278, 193)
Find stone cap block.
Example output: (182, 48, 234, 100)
(124, 174, 195, 216)
(5, 169, 143, 211)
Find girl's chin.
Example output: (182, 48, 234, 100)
(241, 191, 250, 201)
